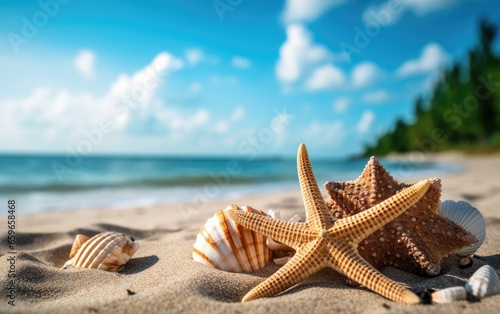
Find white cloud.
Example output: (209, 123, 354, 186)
(185, 49, 204, 66)
(190, 81, 202, 92)
(104, 52, 205, 133)
(106, 52, 183, 130)
(231, 56, 251, 69)
(155, 107, 210, 133)
(0, 52, 216, 152)
(363, 0, 462, 26)
(230, 106, 245, 121)
(305, 64, 345, 91)
(403, 0, 461, 16)
(396, 43, 450, 77)
(214, 121, 229, 134)
(270, 115, 289, 146)
(302, 120, 346, 146)
(185, 48, 218, 67)
(209, 76, 238, 85)
(351, 61, 383, 88)
(282, 0, 346, 23)
(357, 110, 375, 133)
(276, 24, 331, 84)
(332, 97, 350, 113)
(361, 90, 392, 104)
(75, 49, 95, 79)
(212, 106, 246, 135)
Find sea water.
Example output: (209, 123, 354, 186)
(0, 154, 460, 213)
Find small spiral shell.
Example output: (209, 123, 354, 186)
(465, 265, 500, 299)
(431, 286, 467, 304)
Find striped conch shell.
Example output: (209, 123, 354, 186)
(465, 265, 500, 299)
(192, 205, 271, 272)
(62, 232, 139, 272)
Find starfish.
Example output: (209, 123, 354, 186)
(325, 157, 477, 276)
(228, 144, 429, 304)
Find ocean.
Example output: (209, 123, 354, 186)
(0, 154, 461, 214)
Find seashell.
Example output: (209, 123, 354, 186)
(69, 234, 90, 258)
(267, 209, 305, 224)
(266, 239, 294, 252)
(273, 256, 292, 266)
(62, 232, 139, 272)
(439, 200, 486, 256)
(265, 210, 304, 266)
(465, 265, 500, 299)
(192, 205, 271, 272)
(459, 257, 473, 269)
(431, 286, 467, 304)
(268, 209, 281, 220)
(289, 214, 305, 223)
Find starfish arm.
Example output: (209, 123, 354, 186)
(331, 179, 430, 244)
(297, 143, 331, 230)
(405, 236, 442, 276)
(327, 241, 420, 304)
(242, 240, 326, 302)
(227, 209, 309, 248)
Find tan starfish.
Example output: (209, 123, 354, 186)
(228, 143, 430, 304)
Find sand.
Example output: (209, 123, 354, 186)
(1, 153, 500, 313)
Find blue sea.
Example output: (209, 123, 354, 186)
(0, 154, 461, 213)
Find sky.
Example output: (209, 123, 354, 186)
(1, 0, 500, 158)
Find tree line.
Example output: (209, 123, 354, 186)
(360, 18, 500, 157)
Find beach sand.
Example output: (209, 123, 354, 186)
(1, 153, 499, 313)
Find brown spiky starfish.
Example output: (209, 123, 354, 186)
(325, 157, 477, 276)
(228, 144, 429, 304)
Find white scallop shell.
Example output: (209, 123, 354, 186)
(268, 209, 281, 220)
(439, 200, 486, 256)
(192, 205, 271, 272)
(266, 210, 303, 266)
(431, 286, 467, 304)
(465, 265, 500, 299)
(62, 232, 139, 272)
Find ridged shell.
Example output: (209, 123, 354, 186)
(192, 205, 271, 272)
(431, 286, 467, 304)
(465, 265, 500, 299)
(439, 200, 486, 256)
(69, 234, 90, 258)
(62, 232, 139, 272)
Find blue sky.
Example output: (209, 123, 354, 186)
(1, 0, 499, 158)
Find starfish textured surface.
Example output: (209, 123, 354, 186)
(228, 144, 430, 304)
(325, 157, 477, 276)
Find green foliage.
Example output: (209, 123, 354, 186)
(360, 18, 500, 157)
(489, 130, 500, 147)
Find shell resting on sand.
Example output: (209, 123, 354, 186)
(192, 205, 271, 272)
(266, 210, 304, 266)
(431, 286, 468, 304)
(62, 232, 139, 272)
(439, 200, 486, 257)
(465, 265, 500, 299)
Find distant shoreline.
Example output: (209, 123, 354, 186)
(1, 153, 466, 214)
